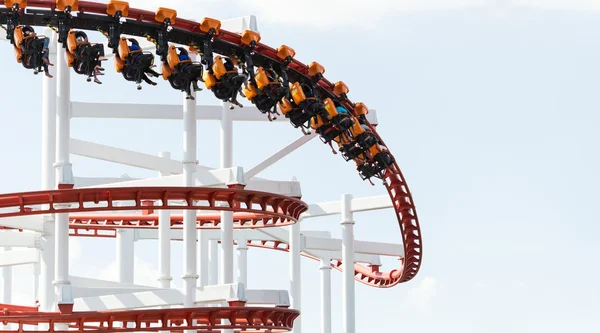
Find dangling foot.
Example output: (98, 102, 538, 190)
(45, 72, 53, 78)
(42, 56, 54, 66)
(94, 78, 102, 84)
(192, 82, 202, 92)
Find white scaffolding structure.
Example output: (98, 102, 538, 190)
(0, 14, 399, 333)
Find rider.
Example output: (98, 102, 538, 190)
(124, 38, 160, 86)
(73, 31, 105, 84)
(21, 26, 53, 78)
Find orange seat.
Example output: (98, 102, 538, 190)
(113, 55, 124, 72)
(323, 98, 338, 119)
(243, 82, 258, 100)
(117, 37, 130, 60)
(65, 49, 76, 67)
(368, 144, 381, 157)
(308, 62, 325, 77)
(203, 71, 217, 89)
(56, 0, 78, 11)
(311, 114, 325, 130)
(166, 45, 180, 69)
(334, 81, 349, 95)
(279, 98, 293, 114)
(66, 30, 78, 54)
(13, 46, 23, 63)
(277, 45, 295, 61)
(290, 82, 306, 105)
(106, 0, 129, 16)
(161, 62, 173, 80)
(155, 7, 177, 24)
(354, 102, 369, 115)
(254, 67, 271, 90)
(350, 120, 365, 137)
(4, 0, 27, 8)
(13, 26, 24, 47)
(241, 30, 261, 46)
(212, 56, 227, 79)
(200, 18, 221, 34)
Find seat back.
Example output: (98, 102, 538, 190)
(65, 49, 76, 67)
(66, 30, 78, 54)
(118, 37, 130, 60)
(243, 82, 258, 101)
(311, 114, 325, 130)
(167, 45, 180, 69)
(368, 144, 381, 157)
(13, 46, 23, 63)
(13, 26, 25, 47)
(350, 120, 364, 137)
(212, 55, 227, 79)
(203, 71, 217, 89)
(255, 67, 271, 91)
(161, 62, 173, 80)
(323, 98, 338, 119)
(290, 82, 306, 105)
(279, 98, 293, 114)
(113, 54, 124, 72)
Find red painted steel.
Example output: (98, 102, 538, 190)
(0, 187, 307, 227)
(4, 0, 422, 287)
(0, 306, 299, 332)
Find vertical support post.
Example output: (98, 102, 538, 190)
(2, 247, 12, 330)
(158, 152, 172, 290)
(236, 232, 248, 288)
(341, 194, 355, 333)
(320, 256, 332, 333)
(33, 262, 40, 305)
(54, 40, 73, 317)
(40, 29, 57, 317)
(208, 241, 218, 285)
(220, 102, 234, 333)
(290, 220, 302, 333)
(182, 80, 198, 318)
(116, 229, 134, 284)
(198, 230, 208, 288)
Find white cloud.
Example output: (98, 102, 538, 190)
(409, 276, 438, 312)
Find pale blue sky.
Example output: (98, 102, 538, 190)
(0, 1, 599, 332)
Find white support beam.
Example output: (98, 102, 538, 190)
(73, 176, 138, 188)
(70, 103, 380, 124)
(73, 289, 183, 311)
(0, 249, 39, 267)
(0, 232, 40, 249)
(72, 286, 161, 298)
(194, 283, 244, 305)
(308, 250, 381, 266)
(244, 133, 317, 180)
(302, 195, 393, 219)
(69, 276, 161, 290)
(304, 236, 404, 257)
(0, 216, 43, 233)
(245, 290, 290, 307)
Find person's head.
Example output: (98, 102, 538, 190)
(177, 47, 188, 55)
(22, 26, 35, 36)
(128, 38, 139, 46)
(334, 100, 342, 107)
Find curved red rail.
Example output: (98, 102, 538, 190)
(1, 0, 422, 287)
(0, 187, 307, 227)
(0, 306, 298, 332)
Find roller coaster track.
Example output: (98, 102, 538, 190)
(0, 0, 422, 289)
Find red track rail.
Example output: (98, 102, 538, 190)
(0, 306, 298, 332)
(2, 0, 422, 287)
(0, 187, 307, 227)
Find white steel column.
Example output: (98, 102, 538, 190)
(208, 241, 218, 285)
(197, 230, 208, 287)
(182, 85, 198, 316)
(236, 233, 248, 287)
(40, 30, 57, 318)
(54, 41, 73, 317)
(158, 152, 172, 289)
(320, 256, 332, 333)
(116, 229, 134, 284)
(220, 102, 234, 333)
(2, 247, 11, 304)
(341, 194, 355, 333)
(290, 220, 302, 333)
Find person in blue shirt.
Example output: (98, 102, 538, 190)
(177, 47, 191, 61)
(334, 100, 349, 114)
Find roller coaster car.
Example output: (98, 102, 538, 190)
(55, 0, 78, 11)
(200, 17, 221, 34)
(13, 26, 51, 76)
(116, 37, 160, 90)
(357, 147, 395, 180)
(106, 0, 129, 16)
(65, 30, 106, 83)
(207, 56, 247, 108)
(323, 98, 353, 130)
(164, 45, 203, 99)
